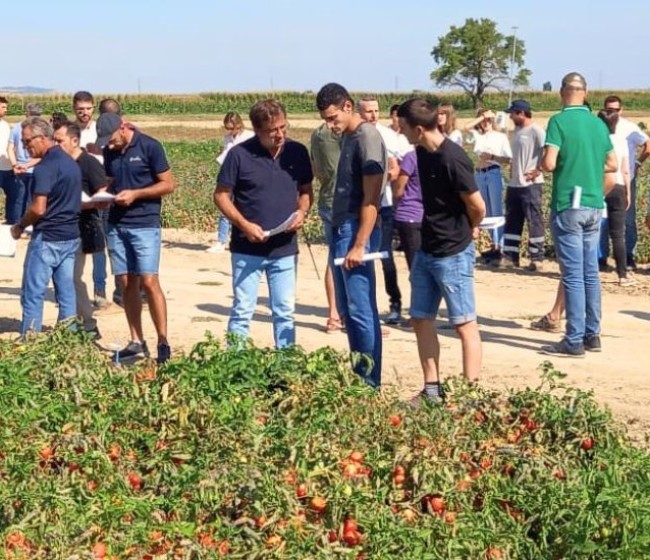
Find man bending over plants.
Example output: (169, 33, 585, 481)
(397, 99, 485, 403)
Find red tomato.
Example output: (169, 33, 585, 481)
(342, 529, 360, 547)
(581, 437, 595, 451)
(349, 451, 364, 464)
(296, 483, 308, 499)
(388, 414, 402, 427)
(92, 542, 107, 559)
(310, 496, 327, 513)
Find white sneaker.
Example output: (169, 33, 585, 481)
(24, 225, 33, 235)
(206, 242, 226, 253)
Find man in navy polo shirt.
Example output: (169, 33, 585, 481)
(214, 99, 313, 348)
(11, 117, 81, 336)
(96, 112, 175, 364)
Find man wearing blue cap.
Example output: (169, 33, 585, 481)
(502, 99, 546, 271)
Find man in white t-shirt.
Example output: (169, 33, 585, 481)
(601, 96, 650, 270)
(357, 97, 405, 325)
(0, 96, 16, 223)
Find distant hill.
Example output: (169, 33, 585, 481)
(0, 86, 55, 95)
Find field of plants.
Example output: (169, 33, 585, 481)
(5, 90, 650, 116)
(1, 329, 650, 559)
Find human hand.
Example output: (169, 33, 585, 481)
(10, 224, 23, 240)
(286, 210, 306, 232)
(114, 190, 138, 206)
(242, 221, 268, 243)
(344, 244, 365, 270)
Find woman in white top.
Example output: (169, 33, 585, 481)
(597, 110, 633, 286)
(437, 103, 463, 146)
(464, 109, 512, 263)
(207, 112, 255, 253)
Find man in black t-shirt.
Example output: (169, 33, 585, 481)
(214, 100, 313, 348)
(53, 121, 109, 338)
(397, 99, 486, 403)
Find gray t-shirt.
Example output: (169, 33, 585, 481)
(509, 123, 545, 187)
(332, 122, 387, 227)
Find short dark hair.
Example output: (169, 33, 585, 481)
(396, 98, 438, 131)
(57, 120, 82, 140)
(389, 104, 400, 115)
(597, 110, 618, 134)
(99, 98, 122, 115)
(50, 112, 68, 129)
(316, 83, 353, 111)
(604, 95, 622, 107)
(0, 96, 8, 104)
(249, 99, 286, 129)
(73, 91, 94, 105)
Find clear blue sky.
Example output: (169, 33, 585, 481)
(2, 0, 647, 94)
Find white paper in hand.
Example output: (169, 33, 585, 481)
(263, 212, 298, 237)
(0, 225, 17, 258)
(333, 251, 389, 266)
(91, 192, 116, 203)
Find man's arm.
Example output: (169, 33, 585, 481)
(386, 156, 399, 182)
(541, 145, 558, 172)
(287, 182, 313, 232)
(393, 173, 409, 201)
(604, 150, 617, 173)
(344, 173, 382, 269)
(460, 191, 487, 239)
(113, 170, 175, 206)
(10, 195, 47, 239)
(213, 184, 266, 243)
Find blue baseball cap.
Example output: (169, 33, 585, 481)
(505, 99, 531, 113)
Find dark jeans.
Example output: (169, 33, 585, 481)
(395, 220, 421, 271)
(602, 177, 638, 262)
(503, 185, 545, 263)
(379, 205, 401, 311)
(603, 185, 627, 278)
(3, 172, 32, 224)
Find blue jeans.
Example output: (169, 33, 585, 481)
(410, 242, 477, 324)
(106, 225, 161, 275)
(21, 233, 79, 335)
(0, 170, 18, 223)
(551, 208, 602, 347)
(229, 253, 296, 348)
(475, 167, 504, 247)
(331, 218, 382, 387)
(217, 214, 231, 244)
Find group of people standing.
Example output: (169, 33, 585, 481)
(2, 73, 649, 393)
(0, 92, 175, 364)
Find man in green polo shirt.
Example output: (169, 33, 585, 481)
(540, 72, 617, 357)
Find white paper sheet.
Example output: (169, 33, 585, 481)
(263, 211, 298, 237)
(333, 251, 389, 266)
(0, 225, 16, 258)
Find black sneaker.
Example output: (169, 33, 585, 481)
(385, 309, 402, 325)
(156, 342, 171, 364)
(540, 338, 585, 358)
(112, 341, 150, 364)
(626, 255, 637, 271)
(584, 335, 601, 352)
(598, 259, 612, 273)
(85, 326, 102, 340)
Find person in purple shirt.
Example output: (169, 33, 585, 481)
(393, 150, 423, 270)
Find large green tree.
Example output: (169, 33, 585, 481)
(430, 18, 530, 108)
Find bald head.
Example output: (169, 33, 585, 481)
(560, 71, 588, 106)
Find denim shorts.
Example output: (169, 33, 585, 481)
(106, 225, 161, 275)
(409, 242, 477, 325)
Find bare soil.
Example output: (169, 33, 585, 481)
(2, 230, 649, 445)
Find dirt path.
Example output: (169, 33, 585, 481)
(2, 230, 650, 443)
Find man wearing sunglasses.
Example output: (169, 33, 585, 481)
(599, 96, 650, 271)
(11, 117, 81, 336)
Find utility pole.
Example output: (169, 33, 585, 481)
(508, 26, 518, 107)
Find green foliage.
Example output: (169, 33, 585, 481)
(430, 18, 530, 108)
(7, 90, 650, 116)
(1, 331, 650, 558)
